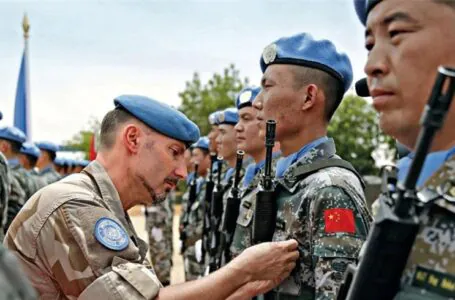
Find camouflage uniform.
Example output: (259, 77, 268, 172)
(270, 139, 371, 299)
(230, 154, 281, 259)
(38, 164, 61, 185)
(145, 200, 173, 285)
(4, 161, 162, 299)
(183, 177, 205, 281)
(0, 153, 10, 239)
(4, 162, 26, 234)
(394, 155, 455, 300)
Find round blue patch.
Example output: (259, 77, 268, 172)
(94, 217, 129, 251)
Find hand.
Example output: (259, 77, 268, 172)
(228, 239, 299, 282)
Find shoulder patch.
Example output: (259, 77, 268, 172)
(94, 217, 129, 251)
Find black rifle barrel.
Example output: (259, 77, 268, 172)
(263, 120, 276, 191)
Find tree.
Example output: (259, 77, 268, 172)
(328, 95, 395, 175)
(179, 64, 249, 135)
(62, 117, 100, 159)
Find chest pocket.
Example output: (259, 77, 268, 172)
(236, 193, 255, 227)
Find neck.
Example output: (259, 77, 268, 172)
(249, 148, 266, 164)
(280, 125, 326, 156)
(227, 156, 236, 168)
(96, 152, 136, 211)
(401, 124, 455, 153)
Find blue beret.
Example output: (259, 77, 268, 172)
(20, 142, 40, 158)
(54, 157, 65, 166)
(217, 108, 239, 125)
(114, 95, 200, 147)
(193, 136, 209, 151)
(66, 158, 75, 167)
(0, 126, 26, 144)
(260, 33, 353, 93)
(36, 141, 59, 153)
(236, 87, 261, 110)
(208, 111, 221, 126)
(354, 0, 381, 26)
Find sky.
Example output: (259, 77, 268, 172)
(0, 0, 368, 145)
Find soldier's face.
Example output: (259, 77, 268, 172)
(208, 126, 219, 153)
(132, 126, 187, 205)
(235, 107, 263, 157)
(256, 64, 306, 143)
(216, 124, 237, 161)
(365, 0, 455, 149)
(190, 148, 210, 176)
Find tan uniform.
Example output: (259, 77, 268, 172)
(4, 161, 162, 299)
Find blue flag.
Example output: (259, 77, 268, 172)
(14, 46, 30, 139)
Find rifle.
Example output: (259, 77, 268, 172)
(180, 164, 198, 254)
(208, 157, 224, 273)
(337, 66, 455, 300)
(221, 150, 245, 264)
(202, 154, 217, 264)
(252, 120, 277, 244)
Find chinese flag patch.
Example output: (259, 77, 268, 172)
(324, 208, 355, 233)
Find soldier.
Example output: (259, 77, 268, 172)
(0, 126, 34, 232)
(354, 0, 455, 298)
(252, 33, 372, 299)
(208, 111, 222, 153)
(145, 200, 173, 286)
(230, 87, 282, 260)
(183, 137, 211, 281)
(18, 142, 47, 193)
(0, 112, 10, 240)
(36, 141, 61, 185)
(4, 95, 298, 299)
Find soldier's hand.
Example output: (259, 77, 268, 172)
(228, 239, 299, 282)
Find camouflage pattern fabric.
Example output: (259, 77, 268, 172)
(395, 155, 455, 300)
(183, 178, 205, 280)
(145, 201, 173, 285)
(0, 153, 10, 239)
(4, 167, 26, 234)
(230, 154, 281, 259)
(4, 161, 162, 299)
(38, 164, 61, 185)
(271, 139, 371, 300)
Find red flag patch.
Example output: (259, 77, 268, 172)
(324, 208, 355, 233)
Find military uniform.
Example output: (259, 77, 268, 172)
(270, 139, 371, 299)
(4, 161, 162, 299)
(230, 154, 281, 259)
(145, 200, 173, 285)
(183, 177, 206, 281)
(38, 164, 61, 185)
(0, 153, 10, 239)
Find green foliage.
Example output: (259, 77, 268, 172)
(178, 64, 249, 135)
(328, 95, 395, 175)
(62, 117, 100, 159)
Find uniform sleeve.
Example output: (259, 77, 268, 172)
(5, 175, 26, 232)
(310, 186, 368, 300)
(35, 200, 161, 299)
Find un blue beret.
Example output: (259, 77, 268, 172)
(36, 141, 59, 153)
(114, 95, 200, 147)
(208, 111, 222, 126)
(217, 108, 239, 125)
(54, 157, 65, 166)
(20, 142, 40, 158)
(236, 87, 261, 110)
(354, 0, 381, 25)
(193, 136, 210, 151)
(260, 33, 353, 93)
(0, 126, 26, 144)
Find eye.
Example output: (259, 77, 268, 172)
(170, 147, 179, 158)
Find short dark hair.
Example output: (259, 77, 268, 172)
(9, 140, 22, 154)
(291, 65, 344, 122)
(26, 155, 38, 168)
(99, 108, 135, 150)
(45, 150, 57, 162)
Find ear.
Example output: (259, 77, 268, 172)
(122, 124, 141, 154)
(301, 84, 319, 112)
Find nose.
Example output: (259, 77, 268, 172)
(252, 91, 264, 110)
(234, 122, 243, 133)
(364, 42, 390, 81)
(175, 158, 188, 179)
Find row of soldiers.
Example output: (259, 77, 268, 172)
(178, 30, 375, 299)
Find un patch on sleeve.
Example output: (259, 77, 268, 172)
(94, 217, 129, 251)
